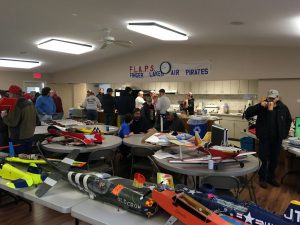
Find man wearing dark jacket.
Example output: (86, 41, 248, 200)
(130, 108, 150, 134)
(117, 87, 135, 124)
(245, 89, 292, 189)
(161, 112, 186, 133)
(101, 88, 116, 126)
(1, 85, 37, 154)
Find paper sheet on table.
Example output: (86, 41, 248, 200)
(141, 129, 158, 143)
(153, 150, 189, 159)
(145, 133, 161, 144)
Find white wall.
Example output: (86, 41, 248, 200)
(0, 70, 49, 90)
(258, 79, 300, 117)
(48, 83, 73, 118)
(49, 45, 300, 83)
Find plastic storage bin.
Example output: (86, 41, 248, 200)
(187, 116, 208, 138)
(240, 137, 254, 151)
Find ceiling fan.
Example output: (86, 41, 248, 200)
(99, 28, 134, 49)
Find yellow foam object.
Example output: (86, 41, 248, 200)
(0, 164, 33, 188)
(6, 157, 47, 164)
(291, 200, 300, 206)
(194, 131, 202, 146)
(77, 128, 93, 133)
(27, 163, 44, 185)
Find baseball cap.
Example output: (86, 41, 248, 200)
(8, 85, 22, 94)
(23, 93, 32, 100)
(267, 89, 279, 98)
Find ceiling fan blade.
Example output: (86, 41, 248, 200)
(100, 42, 107, 49)
(113, 40, 134, 45)
(114, 42, 133, 48)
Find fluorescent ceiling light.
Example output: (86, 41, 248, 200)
(37, 38, 94, 54)
(0, 58, 41, 69)
(127, 22, 188, 41)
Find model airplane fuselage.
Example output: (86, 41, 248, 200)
(35, 149, 157, 218)
(47, 125, 103, 145)
(152, 189, 234, 225)
(67, 172, 158, 217)
(200, 145, 241, 159)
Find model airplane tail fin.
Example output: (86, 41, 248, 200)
(283, 200, 300, 224)
(35, 149, 80, 197)
(194, 131, 203, 146)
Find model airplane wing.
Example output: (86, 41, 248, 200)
(35, 172, 63, 197)
(35, 149, 80, 197)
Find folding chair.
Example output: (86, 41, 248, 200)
(201, 175, 240, 198)
(130, 147, 159, 179)
(87, 149, 115, 175)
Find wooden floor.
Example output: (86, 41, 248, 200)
(0, 199, 90, 225)
(0, 164, 299, 225)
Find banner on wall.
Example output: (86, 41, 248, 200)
(129, 61, 212, 79)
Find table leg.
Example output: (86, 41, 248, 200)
(75, 218, 80, 225)
(239, 173, 258, 204)
(281, 171, 300, 184)
(0, 190, 32, 211)
(195, 176, 200, 190)
(184, 175, 188, 185)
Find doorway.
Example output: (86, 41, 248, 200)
(23, 81, 45, 94)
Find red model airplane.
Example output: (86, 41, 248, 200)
(46, 125, 103, 145)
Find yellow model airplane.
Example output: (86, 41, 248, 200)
(0, 162, 46, 188)
(6, 157, 87, 168)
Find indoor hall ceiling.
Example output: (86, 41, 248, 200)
(1, 0, 300, 73)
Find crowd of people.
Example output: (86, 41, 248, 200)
(0, 84, 293, 190)
(81, 86, 188, 135)
(0, 85, 63, 154)
(0, 84, 188, 154)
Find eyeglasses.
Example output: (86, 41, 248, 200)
(267, 97, 275, 102)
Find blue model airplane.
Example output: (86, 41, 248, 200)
(175, 184, 300, 225)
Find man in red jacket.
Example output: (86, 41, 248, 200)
(50, 89, 64, 120)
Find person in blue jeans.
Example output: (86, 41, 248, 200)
(35, 87, 56, 121)
(118, 114, 133, 138)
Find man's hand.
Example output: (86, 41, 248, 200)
(1, 110, 8, 118)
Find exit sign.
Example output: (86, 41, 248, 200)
(33, 73, 42, 79)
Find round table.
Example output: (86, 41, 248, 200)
(41, 135, 122, 153)
(74, 124, 119, 135)
(154, 154, 260, 177)
(122, 134, 161, 150)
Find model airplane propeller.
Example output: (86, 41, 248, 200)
(99, 28, 134, 49)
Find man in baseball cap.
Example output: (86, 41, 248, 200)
(244, 89, 292, 189)
(1, 84, 37, 154)
(267, 89, 279, 99)
(8, 85, 22, 96)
